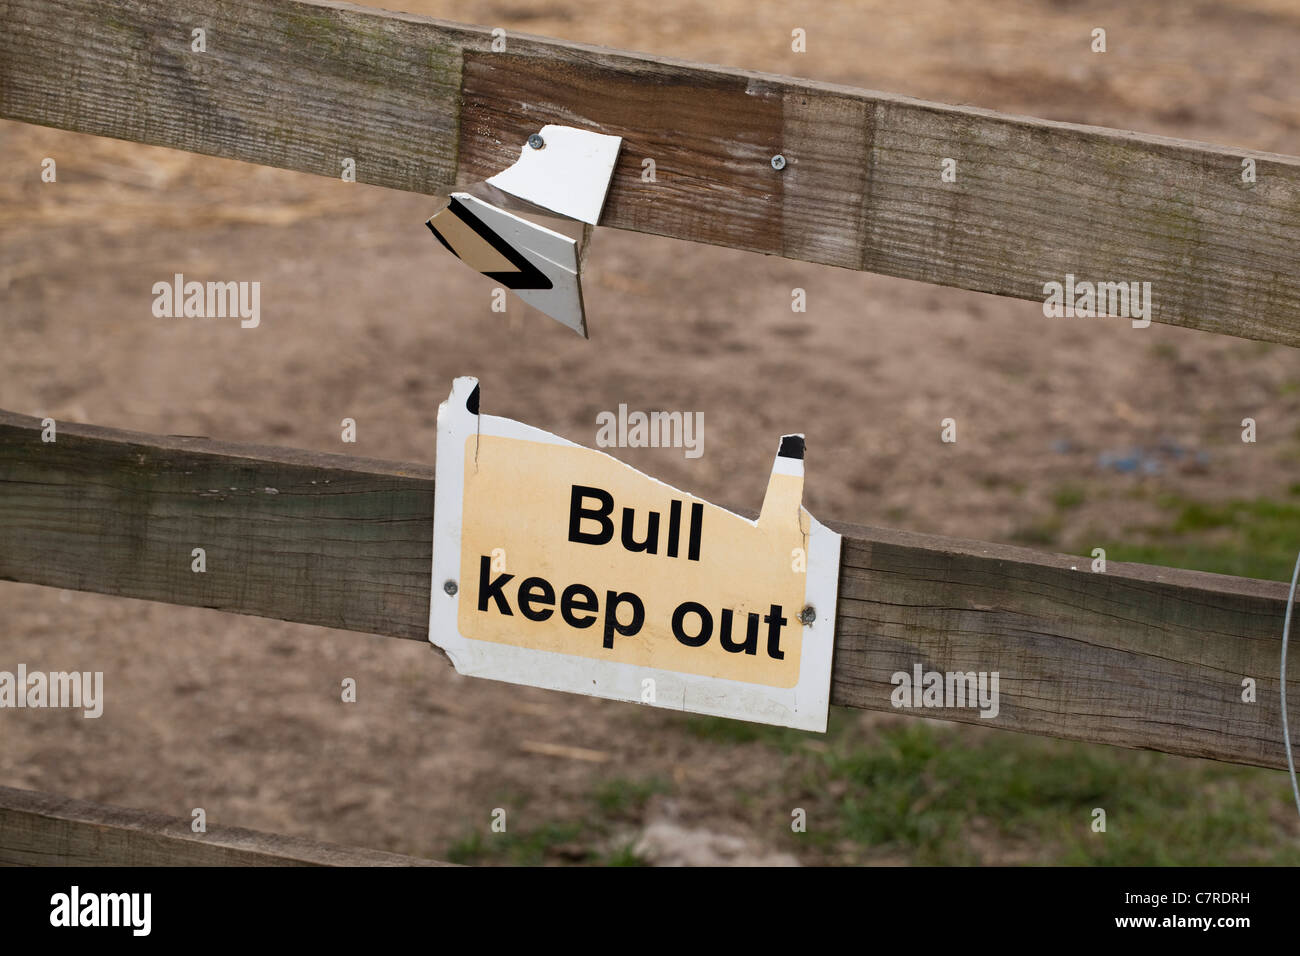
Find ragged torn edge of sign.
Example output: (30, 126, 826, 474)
(427, 126, 622, 339)
(429, 376, 843, 732)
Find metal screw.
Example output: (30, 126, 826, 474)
(443, 580, 458, 596)
(800, 605, 816, 625)
(527, 133, 545, 150)
(771, 153, 787, 171)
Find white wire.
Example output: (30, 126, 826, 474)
(1282, 550, 1300, 820)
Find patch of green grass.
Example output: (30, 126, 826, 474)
(683, 713, 813, 750)
(591, 776, 668, 819)
(444, 831, 485, 864)
(818, 723, 1299, 865)
(446, 820, 587, 866)
(1100, 494, 1300, 580)
(602, 841, 652, 866)
(1010, 515, 1063, 547)
(1052, 485, 1086, 511)
(445, 705, 1299, 865)
(446, 775, 671, 865)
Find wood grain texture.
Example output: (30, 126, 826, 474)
(831, 523, 1291, 770)
(0, 785, 449, 866)
(2, 410, 1295, 770)
(2, 0, 1299, 345)
(0, 0, 467, 194)
(0, 411, 435, 639)
(458, 52, 786, 255)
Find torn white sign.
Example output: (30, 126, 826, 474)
(430, 377, 842, 731)
(427, 126, 622, 338)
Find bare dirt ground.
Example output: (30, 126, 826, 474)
(3, 0, 1300, 864)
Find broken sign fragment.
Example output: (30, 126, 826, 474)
(430, 376, 842, 731)
(428, 125, 622, 338)
(428, 195, 585, 334)
(486, 124, 622, 226)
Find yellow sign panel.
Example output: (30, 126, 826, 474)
(431, 377, 841, 730)
(461, 433, 808, 686)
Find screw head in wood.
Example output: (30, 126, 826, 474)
(527, 133, 545, 150)
(771, 153, 787, 170)
(443, 580, 458, 596)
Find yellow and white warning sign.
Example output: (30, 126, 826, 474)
(430, 377, 841, 731)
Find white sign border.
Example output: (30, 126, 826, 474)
(431, 376, 841, 732)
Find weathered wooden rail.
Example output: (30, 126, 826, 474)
(1, 410, 1292, 771)
(0, 785, 446, 866)
(2, 0, 1300, 346)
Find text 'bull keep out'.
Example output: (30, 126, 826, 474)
(472, 485, 795, 659)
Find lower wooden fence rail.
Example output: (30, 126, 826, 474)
(0, 409, 1294, 775)
(0, 784, 447, 866)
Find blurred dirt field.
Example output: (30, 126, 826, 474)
(3, 0, 1300, 864)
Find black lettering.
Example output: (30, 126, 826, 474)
(560, 583, 599, 628)
(477, 555, 514, 615)
(603, 590, 645, 649)
(687, 501, 704, 561)
(666, 500, 682, 558)
(518, 576, 555, 622)
(720, 609, 759, 655)
(672, 601, 712, 647)
(764, 604, 788, 660)
(568, 485, 614, 546)
(620, 507, 659, 553)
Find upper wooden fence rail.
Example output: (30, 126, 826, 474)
(2, 0, 1299, 346)
(1, 410, 1294, 771)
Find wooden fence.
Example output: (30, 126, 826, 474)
(2, 0, 1299, 864)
